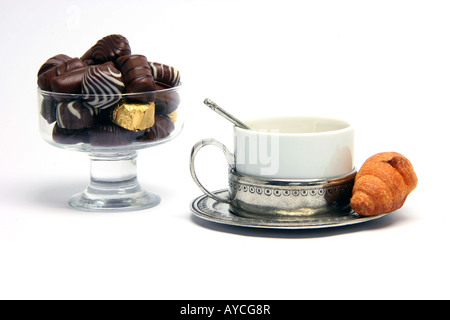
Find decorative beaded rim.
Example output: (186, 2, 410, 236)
(229, 180, 353, 197)
(228, 169, 356, 198)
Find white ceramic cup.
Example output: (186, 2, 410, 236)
(190, 116, 355, 217)
(233, 116, 354, 179)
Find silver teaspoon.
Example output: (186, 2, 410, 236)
(203, 98, 251, 130)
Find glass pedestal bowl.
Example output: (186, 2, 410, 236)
(38, 86, 182, 211)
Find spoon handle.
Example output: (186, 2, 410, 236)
(203, 98, 251, 130)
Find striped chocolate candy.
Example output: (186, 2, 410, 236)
(81, 34, 131, 64)
(56, 100, 95, 130)
(37, 54, 72, 77)
(81, 63, 125, 109)
(116, 54, 156, 102)
(38, 57, 86, 91)
(148, 62, 180, 87)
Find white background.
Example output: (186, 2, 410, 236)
(0, 0, 449, 299)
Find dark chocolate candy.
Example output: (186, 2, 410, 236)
(137, 115, 175, 142)
(80, 48, 92, 62)
(38, 58, 86, 91)
(40, 96, 58, 124)
(37, 54, 72, 77)
(153, 82, 181, 114)
(51, 67, 89, 96)
(88, 123, 136, 146)
(56, 100, 96, 129)
(82, 59, 96, 66)
(52, 124, 89, 145)
(148, 62, 180, 87)
(81, 62, 125, 109)
(95, 101, 119, 124)
(116, 54, 156, 102)
(81, 34, 131, 64)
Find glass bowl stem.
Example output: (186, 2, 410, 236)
(69, 151, 160, 211)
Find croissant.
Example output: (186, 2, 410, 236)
(351, 152, 418, 216)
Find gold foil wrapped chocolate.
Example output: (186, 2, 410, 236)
(112, 101, 155, 131)
(167, 110, 177, 123)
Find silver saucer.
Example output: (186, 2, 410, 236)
(190, 189, 388, 229)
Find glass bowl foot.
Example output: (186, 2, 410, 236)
(69, 188, 161, 212)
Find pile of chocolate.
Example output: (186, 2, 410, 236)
(37, 34, 181, 146)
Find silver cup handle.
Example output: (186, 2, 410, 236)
(190, 138, 235, 204)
